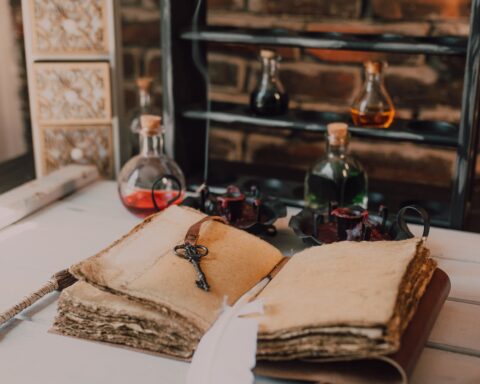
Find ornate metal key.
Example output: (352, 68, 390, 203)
(173, 215, 228, 292)
(174, 243, 210, 291)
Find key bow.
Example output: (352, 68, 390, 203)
(173, 216, 228, 292)
(174, 243, 210, 291)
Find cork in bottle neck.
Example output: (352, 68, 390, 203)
(136, 77, 154, 92)
(364, 61, 384, 74)
(140, 114, 162, 136)
(260, 49, 276, 60)
(327, 122, 349, 147)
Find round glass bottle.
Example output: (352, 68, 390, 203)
(351, 61, 395, 129)
(127, 77, 162, 156)
(250, 49, 289, 116)
(118, 115, 186, 218)
(304, 123, 368, 210)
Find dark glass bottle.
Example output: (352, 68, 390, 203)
(351, 61, 395, 129)
(118, 115, 186, 218)
(304, 123, 368, 210)
(250, 49, 289, 116)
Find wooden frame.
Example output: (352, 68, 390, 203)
(27, 0, 109, 58)
(21, 0, 125, 177)
(39, 124, 114, 177)
(32, 62, 112, 125)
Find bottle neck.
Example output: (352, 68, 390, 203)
(326, 136, 349, 158)
(260, 58, 279, 83)
(139, 89, 152, 110)
(365, 71, 383, 89)
(139, 133, 163, 157)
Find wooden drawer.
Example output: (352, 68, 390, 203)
(40, 124, 113, 177)
(28, 0, 108, 56)
(33, 62, 111, 125)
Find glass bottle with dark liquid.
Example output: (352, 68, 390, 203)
(351, 61, 395, 129)
(250, 49, 289, 116)
(118, 115, 186, 218)
(304, 123, 368, 210)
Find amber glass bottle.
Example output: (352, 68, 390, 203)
(351, 61, 395, 128)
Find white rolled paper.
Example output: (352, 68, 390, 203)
(0, 164, 99, 230)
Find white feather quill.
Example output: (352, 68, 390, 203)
(186, 278, 269, 384)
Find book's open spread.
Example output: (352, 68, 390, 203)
(53, 205, 446, 382)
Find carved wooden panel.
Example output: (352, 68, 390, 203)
(29, 0, 108, 56)
(33, 62, 111, 125)
(40, 124, 113, 176)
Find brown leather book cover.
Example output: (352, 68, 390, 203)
(255, 268, 450, 384)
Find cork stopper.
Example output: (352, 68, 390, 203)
(136, 76, 154, 91)
(140, 114, 162, 136)
(327, 122, 349, 145)
(364, 61, 384, 74)
(260, 49, 276, 59)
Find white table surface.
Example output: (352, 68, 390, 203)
(1, 181, 479, 384)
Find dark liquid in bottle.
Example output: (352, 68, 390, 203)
(250, 89, 289, 116)
(121, 189, 184, 218)
(305, 171, 367, 208)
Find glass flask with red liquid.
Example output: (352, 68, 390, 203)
(118, 114, 186, 218)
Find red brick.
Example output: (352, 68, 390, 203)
(248, 0, 362, 18)
(372, 0, 471, 21)
(152, 90, 163, 109)
(208, 42, 300, 61)
(305, 20, 430, 35)
(145, 50, 162, 80)
(209, 128, 245, 161)
(304, 50, 424, 65)
(207, 11, 306, 30)
(304, 21, 428, 64)
(418, 106, 461, 122)
(123, 51, 137, 80)
(124, 87, 137, 110)
(430, 21, 470, 36)
(208, 54, 247, 91)
(121, 21, 160, 47)
(209, 90, 251, 105)
(385, 65, 463, 109)
(208, 0, 245, 10)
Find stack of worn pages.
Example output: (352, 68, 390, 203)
(53, 205, 444, 381)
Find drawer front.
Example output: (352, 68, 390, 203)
(28, 0, 108, 56)
(33, 62, 111, 125)
(40, 124, 113, 177)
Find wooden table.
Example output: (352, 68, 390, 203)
(0, 181, 479, 383)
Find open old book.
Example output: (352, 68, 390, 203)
(53, 205, 448, 383)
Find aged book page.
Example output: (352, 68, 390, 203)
(70, 205, 283, 332)
(255, 238, 436, 359)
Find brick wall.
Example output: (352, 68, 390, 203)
(121, 0, 162, 111)
(120, 0, 475, 190)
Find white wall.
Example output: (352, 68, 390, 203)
(0, 0, 27, 163)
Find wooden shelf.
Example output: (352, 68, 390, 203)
(181, 27, 468, 55)
(183, 102, 459, 147)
